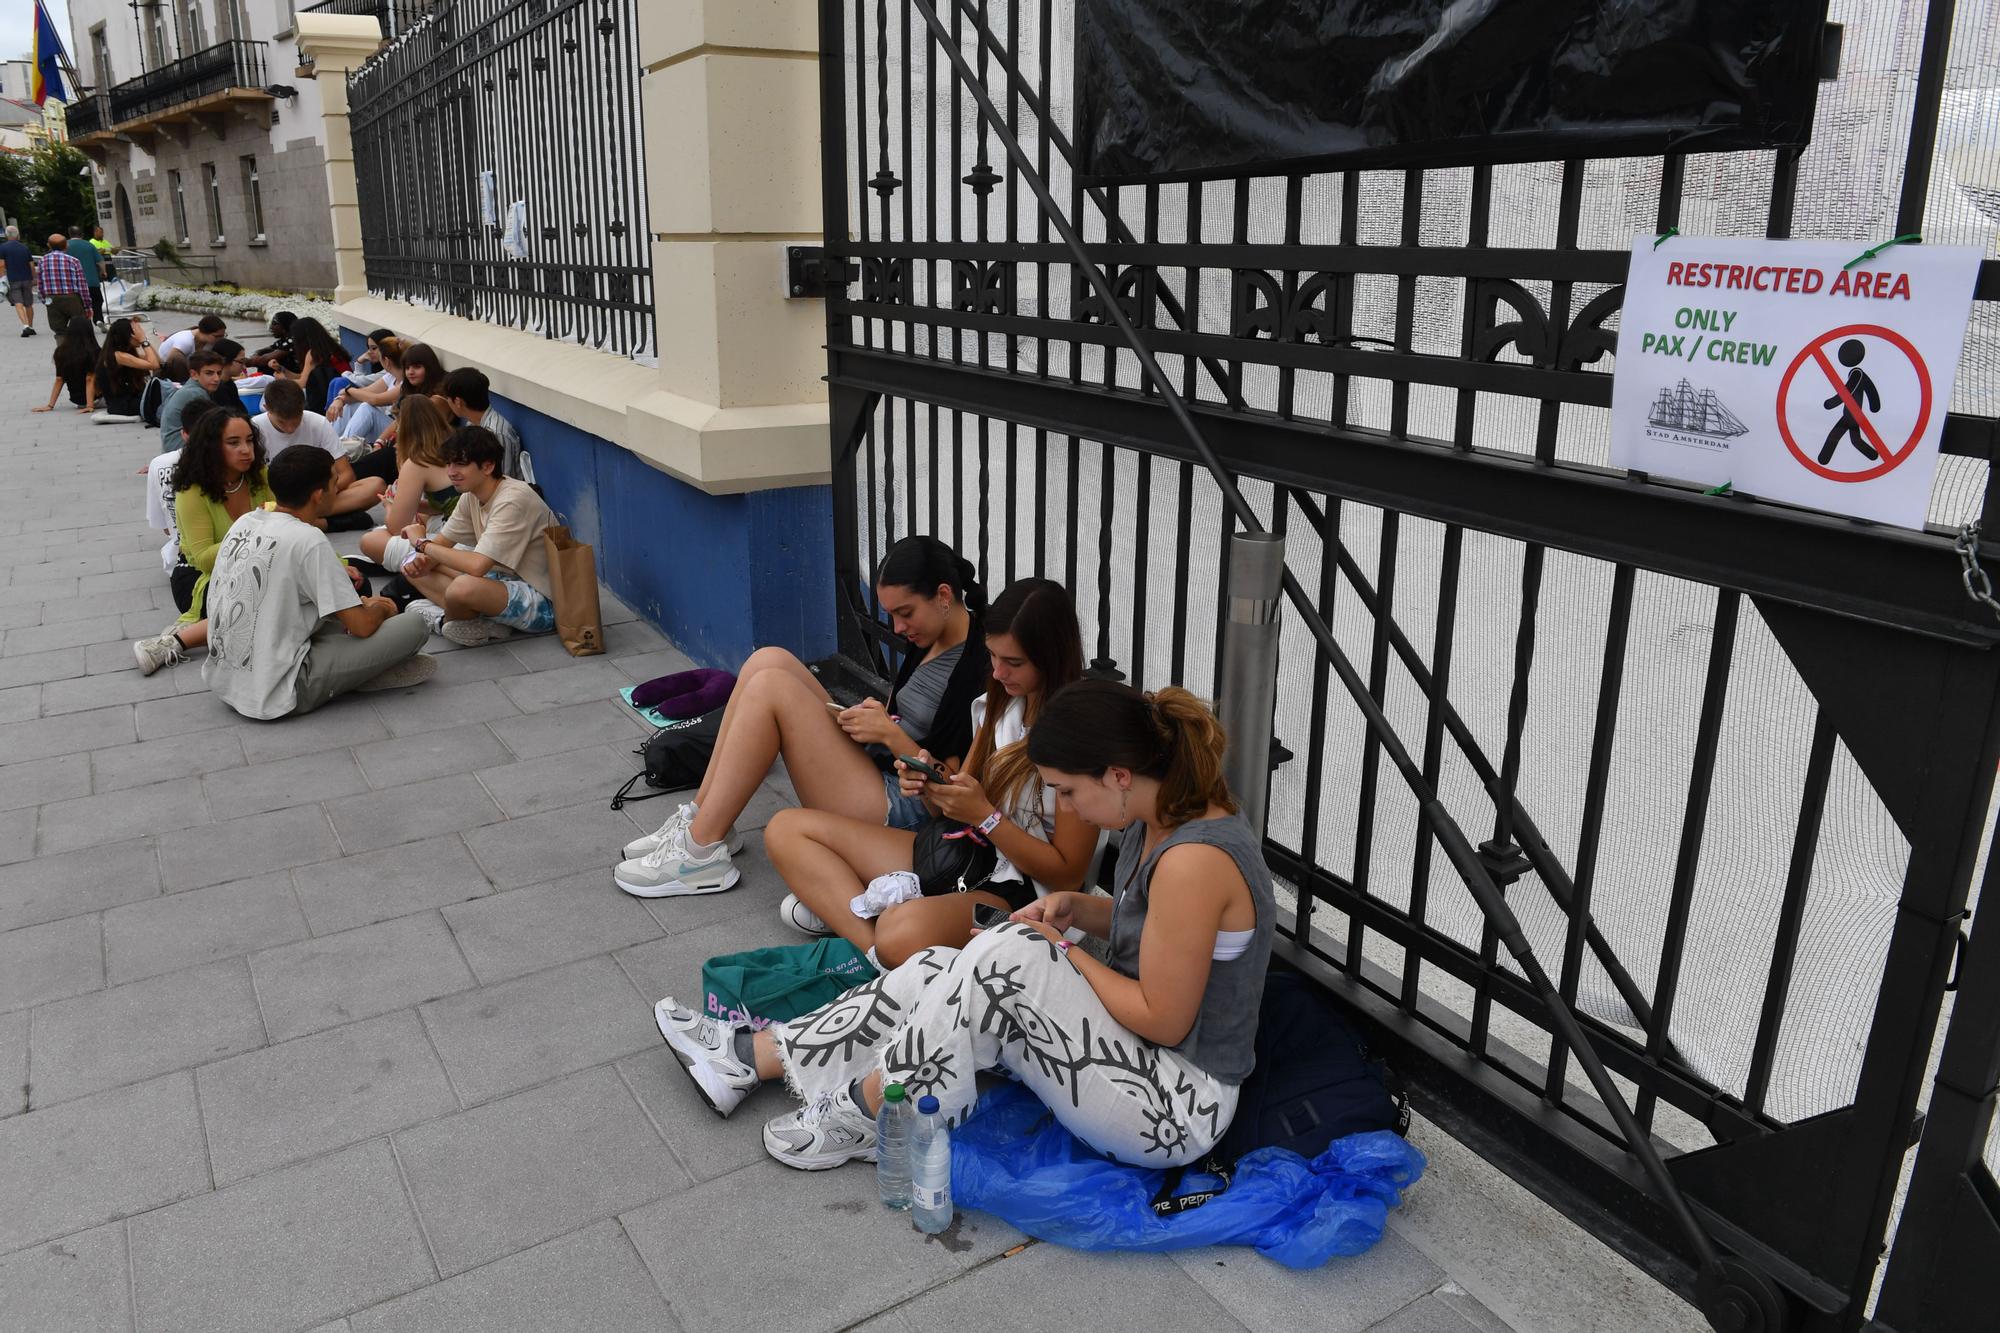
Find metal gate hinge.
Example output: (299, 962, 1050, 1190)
(1476, 837, 1535, 888)
(786, 247, 855, 299)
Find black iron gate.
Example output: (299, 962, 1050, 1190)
(815, 2, 2000, 1328)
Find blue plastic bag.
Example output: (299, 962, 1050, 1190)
(949, 1083, 1425, 1269)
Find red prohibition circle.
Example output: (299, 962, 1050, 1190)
(1775, 323, 1932, 483)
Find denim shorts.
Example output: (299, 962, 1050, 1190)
(882, 769, 929, 830)
(484, 571, 557, 633)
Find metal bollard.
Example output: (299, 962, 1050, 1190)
(1215, 530, 1285, 836)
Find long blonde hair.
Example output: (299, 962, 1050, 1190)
(395, 394, 451, 469)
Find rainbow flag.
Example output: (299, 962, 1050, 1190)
(31, 0, 70, 107)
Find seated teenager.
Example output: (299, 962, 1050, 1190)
(157, 313, 226, 382)
(366, 341, 446, 453)
(276, 316, 349, 413)
(158, 349, 231, 451)
(768, 578, 1095, 965)
(203, 447, 434, 718)
(652, 680, 1275, 1173)
(143, 397, 219, 580)
(32, 314, 98, 414)
(436, 367, 524, 479)
(613, 535, 990, 899)
(355, 397, 456, 566)
(92, 316, 160, 422)
(204, 339, 249, 412)
(132, 408, 274, 675)
(255, 378, 382, 520)
(244, 311, 296, 373)
(326, 335, 406, 444)
(392, 426, 555, 647)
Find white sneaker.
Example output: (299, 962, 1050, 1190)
(763, 1082, 879, 1170)
(442, 617, 515, 647)
(621, 801, 743, 860)
(654, 997, 759, 1118)
(407, 599, 447, 635)
(132, 627, 188, 675)
(614, 825, 740, 898)
(780, 892, 835, 937)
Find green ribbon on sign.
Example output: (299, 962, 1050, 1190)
(1652, 227, 1679, 250)
(1843, 234, 1921, 270)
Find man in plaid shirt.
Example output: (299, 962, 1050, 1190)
(35, 233, 88, 334)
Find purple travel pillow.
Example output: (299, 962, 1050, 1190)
(631, 668, 736, 720)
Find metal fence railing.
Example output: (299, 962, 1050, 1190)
(344, 0, 654, 359)
(302, 0, 437, 40)
(816, 2, 2000, 1330)
(107, 40, 268, 124)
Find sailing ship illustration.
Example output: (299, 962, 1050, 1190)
(1648, 378, 1749, 437)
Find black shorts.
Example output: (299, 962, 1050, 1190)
(169, 563, 205, 618)
(350, 445, 398, 483)
(922, 875, 1037, 913)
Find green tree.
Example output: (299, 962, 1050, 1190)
(0, 152, 30, 235)
(21, 143, 97, 245)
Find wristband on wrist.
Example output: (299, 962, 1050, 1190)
(976, 809, 1004, 837)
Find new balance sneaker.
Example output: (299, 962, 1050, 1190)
(613, 825, 741, 898)
(763, 1083, 879, 1170)
(654, 997, 758, 1118)
(780, 892, 834, 937)
(131, 627, 188, 676)
(407, 599, 447, 635)
(442, 617, 515, 647)
(621, 801, 743, 860)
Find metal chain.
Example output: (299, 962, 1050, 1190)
(1954, 523, 2000, 623)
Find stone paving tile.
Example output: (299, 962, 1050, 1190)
(368, 680, 521, 739)
(92, 730, 246, 793)
(252, 912, 478, 1043)
(900, 1242, 1249, 1332)
(39, 584, 158, 621)
(422, 644, 533, 687)
(235, 695, 390, 764)
(393, 1067, 689, 1276)
(0, 805, 35, 865)
(132, 690, 241, 741)
(127, 1139, 435, 1333)
(613, 914, 788, 1014)
(103, 872, 309, 985)
(202, 749, 373, 818)
(0, 1221, 133, 1333)
(40, 668, 184, 715)
(29, 959, 267, 1107)
(613, 646, 699, 685)
(327, 772, 506, 856)
(198, 1011, 461, 1186)
(0, 645, 89, 690)
(471, 743, 642, 818)
(0, 837, 160, 933)
(617, 1046, 793, 1184)
(0, 1009, 25, 1116)
(352, 721, 515, 788)
(0, 1073, 209, 1253)
(37, 776, 212, 856)
(157, 802, 341, 892)
(1170, 1233, 1448, 1333)
(444, 869, 663, 983)
(462, 800, 645, 890)
(1, 614, 129, 656)
(291, 834, 495, 937)
(488, 698, 648, 760)
(0, 682, 41, 723)
(621, 1159, 1013, 1333)
(495, 660, 634, 714)
(0, 704, 137, 762)
(419, 955, 655, 1106)
(0, 913, 104, 1012)
(348, 1219, 678, 1333)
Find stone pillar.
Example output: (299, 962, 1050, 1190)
(294, 14, 384, 307)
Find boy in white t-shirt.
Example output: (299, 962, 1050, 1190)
(253, 377, 383, 523)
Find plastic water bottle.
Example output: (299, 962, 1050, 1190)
(876, 1082, 912, 1210)
(911, 1094, 953, 1233)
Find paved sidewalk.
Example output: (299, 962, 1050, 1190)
(0, 315, 1702, 1332)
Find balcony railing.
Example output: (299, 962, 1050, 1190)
(64, 92, 111, 138)
(107, 40, 268, 126)
(304, 0, 437, 39)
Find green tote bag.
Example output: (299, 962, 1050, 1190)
(701, 938, 877, 1029)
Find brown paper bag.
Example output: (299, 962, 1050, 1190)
(542, 525, 605, 656)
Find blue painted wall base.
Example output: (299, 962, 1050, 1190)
(340, 326, 835, 667)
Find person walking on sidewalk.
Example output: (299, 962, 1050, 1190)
(35, 233, 88, 336)
(1, 225, 34, 337)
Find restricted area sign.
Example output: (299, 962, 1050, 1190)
(1610, 238, 1981, 529)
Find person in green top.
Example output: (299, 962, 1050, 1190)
(131, 409, 275, 675)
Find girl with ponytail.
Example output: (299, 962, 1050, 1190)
(651, 677, 1278, 1177)
(613, 535, 993, 899)
(764, 578, 1097, 962)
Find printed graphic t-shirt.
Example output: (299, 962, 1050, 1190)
(202, 509, 362, 720)
(146, 449, 181, 573)
(436, 477, 554, 597)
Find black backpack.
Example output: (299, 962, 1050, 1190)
(1154, 961, 1408, 1214)
(610, 712, 724, 810)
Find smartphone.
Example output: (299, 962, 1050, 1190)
(972, 903, 1011, 929)
(825, 701, 846, 716)
(896, 754, 951, 784)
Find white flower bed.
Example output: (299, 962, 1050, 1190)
(120, 283, 340, 327)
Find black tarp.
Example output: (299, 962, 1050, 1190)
(1074, 0, 1830, 182)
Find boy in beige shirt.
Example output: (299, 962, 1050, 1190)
(393, 426, 557, 646)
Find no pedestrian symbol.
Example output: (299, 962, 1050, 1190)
(1775, 323, 1933, 483)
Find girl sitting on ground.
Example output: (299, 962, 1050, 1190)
(131, 408, 275, 675)
(652, 680, 1275, 1173)
(613, 535, 991, 899)
(32, 315, 99, 414)
(91, 316, 160, 422)
(355, 395, 460, 572)
(766, 577, 1096, 965)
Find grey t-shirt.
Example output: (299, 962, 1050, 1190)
(484, 408, 524, 479)
(202, 509, 362, 720)
(887, 642, 964, 745)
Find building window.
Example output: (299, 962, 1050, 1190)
(168, 169, 189, 244)
(90, 25, 113, 90)
(202, 163, 224, 244)
(145, 3, 170, 67)
(179, 1, 207, 55)
(240, 157, 265, 242)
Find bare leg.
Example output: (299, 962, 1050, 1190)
(328, 477, 384, 515)
(765, 808, 915, 952)
(358, 526, 391, 563)
(873, 891, 1017, 969)
(175, 620, 208, 650)
(688, 666, 884, 845)
(750, 1029, 784, 1081)
(694, 648, 832, 808)
(442, 573, 508, 621)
